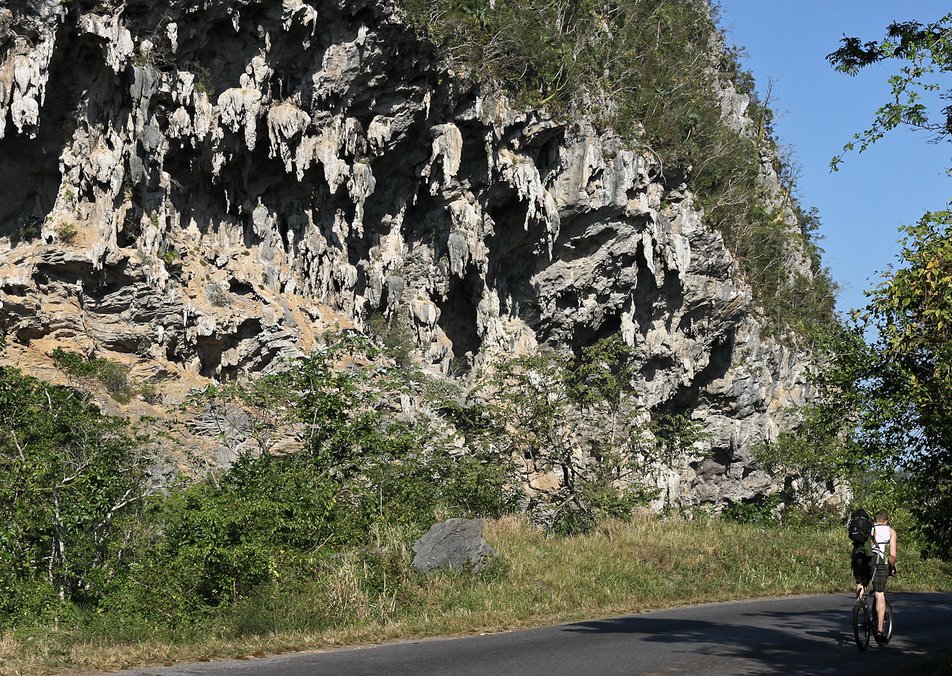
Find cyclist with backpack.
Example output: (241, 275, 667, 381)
(870, 512, 898, 640)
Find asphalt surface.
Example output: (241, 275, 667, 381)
(121, 592, 952, 675)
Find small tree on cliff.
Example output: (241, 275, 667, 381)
(478, 336, 703, 533)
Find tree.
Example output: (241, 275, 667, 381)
(754, 323, 882, 509)
(852, 213, 952, 554)
(477, 336, 702, 533)
(826, 13, 952, 556)
(827, 11, 952, 169)
(0, 368, 157, 622)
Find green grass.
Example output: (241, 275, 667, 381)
(2, 514, 949, 674)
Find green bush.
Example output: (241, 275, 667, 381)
(722, 495, 781, 527)
(478, 336, 672, 533)
(90, 335, 518, 630)
(50, 348, 135, 403)
(0, 367, 153, 626)
(366, 311, 416, 367)
(55, 221, 79, 244)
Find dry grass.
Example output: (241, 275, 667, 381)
(0, 635, 15, 665)
(2, 514, 950, 675)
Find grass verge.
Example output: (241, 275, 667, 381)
(2, 514, 950, 674)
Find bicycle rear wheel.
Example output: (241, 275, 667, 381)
(853, 598, 871, 650)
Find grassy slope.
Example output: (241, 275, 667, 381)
(2, 515, 949, 674)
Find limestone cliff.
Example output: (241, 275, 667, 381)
(0, 0, 827, 507)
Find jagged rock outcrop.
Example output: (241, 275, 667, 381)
(0, 0, 824, 507)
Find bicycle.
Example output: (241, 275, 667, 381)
(852, 585, 893, 650)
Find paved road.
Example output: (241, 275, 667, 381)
(123, 592, 952, 675)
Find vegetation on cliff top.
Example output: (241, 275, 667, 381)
(400, 0, 838, 337)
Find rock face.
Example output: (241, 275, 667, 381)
(412, 518, 495, 573)
(0, 0, 822, 507)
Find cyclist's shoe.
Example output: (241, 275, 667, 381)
(874, 631, 886, 644)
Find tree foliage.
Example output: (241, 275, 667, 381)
(855, 214, 952, 555)
(109, 334, 516, 625)
(753, 327, 867, 505)
(477, 336, 703, 533)
(824, 12, 952, 557)
(0, 335, 516, 630)
(0, 367, 156, 622)
(50, 348, 135, 404)
(827, 11, 952, 168)
(779, 217, 952, 555)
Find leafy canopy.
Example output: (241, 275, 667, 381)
(0, 367, 155, 622)
(0, 334, 516, 630)
(828, 11, 952, 169)
(821, 12, 952, 556)
(857, 214, 952, 554)
(476, 336, 704, 534)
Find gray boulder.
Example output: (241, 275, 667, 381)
(412, 518, 495, 573)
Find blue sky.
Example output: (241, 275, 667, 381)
(716, 1, 951, 315)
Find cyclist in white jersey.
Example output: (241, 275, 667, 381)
(870, 512, 898, 639)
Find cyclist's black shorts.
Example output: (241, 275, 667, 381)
(871, 561, 889, 593)
(852, 547, 872, 585)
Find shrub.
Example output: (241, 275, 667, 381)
(138, 383, 163, 404)
(366, 311, 416, 367)
(161, 247, 180, 271)
(0, 367, 154, 626)
(12, 217, 41, 244)
(206, 283, 230, 307)
(722, 494, 782, 527)
(118, 334, 518, 621)
(55, 221, 79, 244)
(50, 349, 134, 403)
(476, 336, 673, 533)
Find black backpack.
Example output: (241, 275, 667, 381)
(848, 509, 873, 546)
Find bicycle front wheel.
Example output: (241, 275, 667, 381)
(853, 598, 871, 650)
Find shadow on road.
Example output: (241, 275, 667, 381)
(561, 593, 952, 675)
(118, 593, 952, 676)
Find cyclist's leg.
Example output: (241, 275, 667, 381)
(852, 549, 871, 599)
(874, 592, 886, 633)
(882, 600, 893, 642)
(871, 561, 889, 634)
